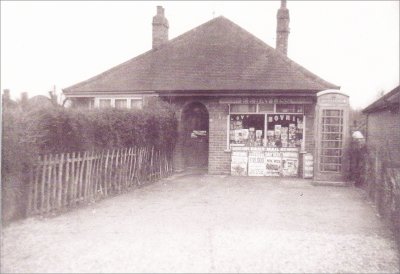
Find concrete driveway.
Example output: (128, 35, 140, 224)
(1, 173, 399, 273)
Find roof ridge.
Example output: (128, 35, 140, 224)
(63, 16, 227, 92)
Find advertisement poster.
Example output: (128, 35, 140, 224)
(265, 151, 281, 176)
(248, 152, 265, 176)
(281, 151, 299, 176)
(303, 153, 314, 179)
(231, 151, 248, 176)
(282, 159, 298, 176)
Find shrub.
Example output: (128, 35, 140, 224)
(1, 98, 178, 223)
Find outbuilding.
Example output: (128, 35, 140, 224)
(63, 2, 350, 181)
(362, 85, 400, 166)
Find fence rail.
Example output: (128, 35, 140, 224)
(27, 146, 173, 216)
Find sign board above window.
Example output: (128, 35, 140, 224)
(219, 97, 314, 105)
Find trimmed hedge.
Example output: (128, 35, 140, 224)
(1, 98, 178, 223)
(26, 99, 177, 154)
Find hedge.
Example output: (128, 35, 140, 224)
(1, 98, 178, 223)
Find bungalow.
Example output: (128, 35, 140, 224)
(63, 1, 350, 181)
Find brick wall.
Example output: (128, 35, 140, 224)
(366, 109, 400, 164)
(207, 101, 230, 174)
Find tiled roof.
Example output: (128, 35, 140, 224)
(63, 16, 339, 95)
(363, 85, 400, 113)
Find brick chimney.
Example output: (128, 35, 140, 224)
(276, 0, 290, 55)
(152, 6, 169, 49)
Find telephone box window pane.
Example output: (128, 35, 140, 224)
(323, 110, 342, 117)
(321, 164, 341, 172)
(322, 133, 342, 140)
(230, 104, 256, 113)
(322, 117, 342, 125)
(321, 157, 342, 164)
(322, 141, 342, 148)
(323, 125, 343, 133)
(322, 149, 342, 157)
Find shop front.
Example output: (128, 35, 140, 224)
(169, 90, 349, 180)
(223, 97, 310, 177)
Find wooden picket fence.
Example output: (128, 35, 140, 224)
(27, 146, 173, 216)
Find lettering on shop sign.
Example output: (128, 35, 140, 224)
(268, 114, 302, 123)
(219, 97, 314, 105)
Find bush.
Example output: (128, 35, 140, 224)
(1, 98, 178, 223)
(2, 107, 39, 223)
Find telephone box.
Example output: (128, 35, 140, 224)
(314, 90, 350, 182)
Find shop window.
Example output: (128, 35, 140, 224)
(230, 114, 264, 146)
(115, 99, 127, 109)
(276, 104, 304, 113)
(131, 99, 143, 109)
(266, 114, 303, 148)
(99, 99, 111, 108)
(230, 104, 256, 113)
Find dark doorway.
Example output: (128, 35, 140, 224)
(182, 102, 209, 169)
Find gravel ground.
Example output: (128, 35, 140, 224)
(1, 174, 399, 273)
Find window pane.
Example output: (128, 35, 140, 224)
(230, 104, 256, 113)
(99, 99, 111, 108)
(131, 99, 143, 109)
(321, 164, 341, 172)
(321, 149, 342, 157)
(322, 133, 342, 140)
(322, 141, 342, 148)
(321, 157, 342, 164)
(322, 125, 343, 133)
(266, 114, 303, 148)
(115, 99, 127, 109)
(323, 110, 342, 116)
(230, 114, 264, 146)
(276, 104, 303, 113)
(258, 104, 274, 113)
(322, 117, 342, 124)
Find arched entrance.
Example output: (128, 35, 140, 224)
(181, 102, 209, 169)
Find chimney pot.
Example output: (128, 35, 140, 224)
(157, 6, 164, 16)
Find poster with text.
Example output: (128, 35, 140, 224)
(231, 151, 248, 176)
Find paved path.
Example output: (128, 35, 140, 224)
(1, 174, 399, 273)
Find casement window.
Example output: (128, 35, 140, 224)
(227, 103, 305, 150)
(130, 99, 143, 109)
(99, 99, 112, 108)
(115, 99, 128, 109)
(95, 97, 143, 109)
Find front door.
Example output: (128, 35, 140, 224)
(182, 102, 209, 168)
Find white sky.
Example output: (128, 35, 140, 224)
(1, 1, 399, 109)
